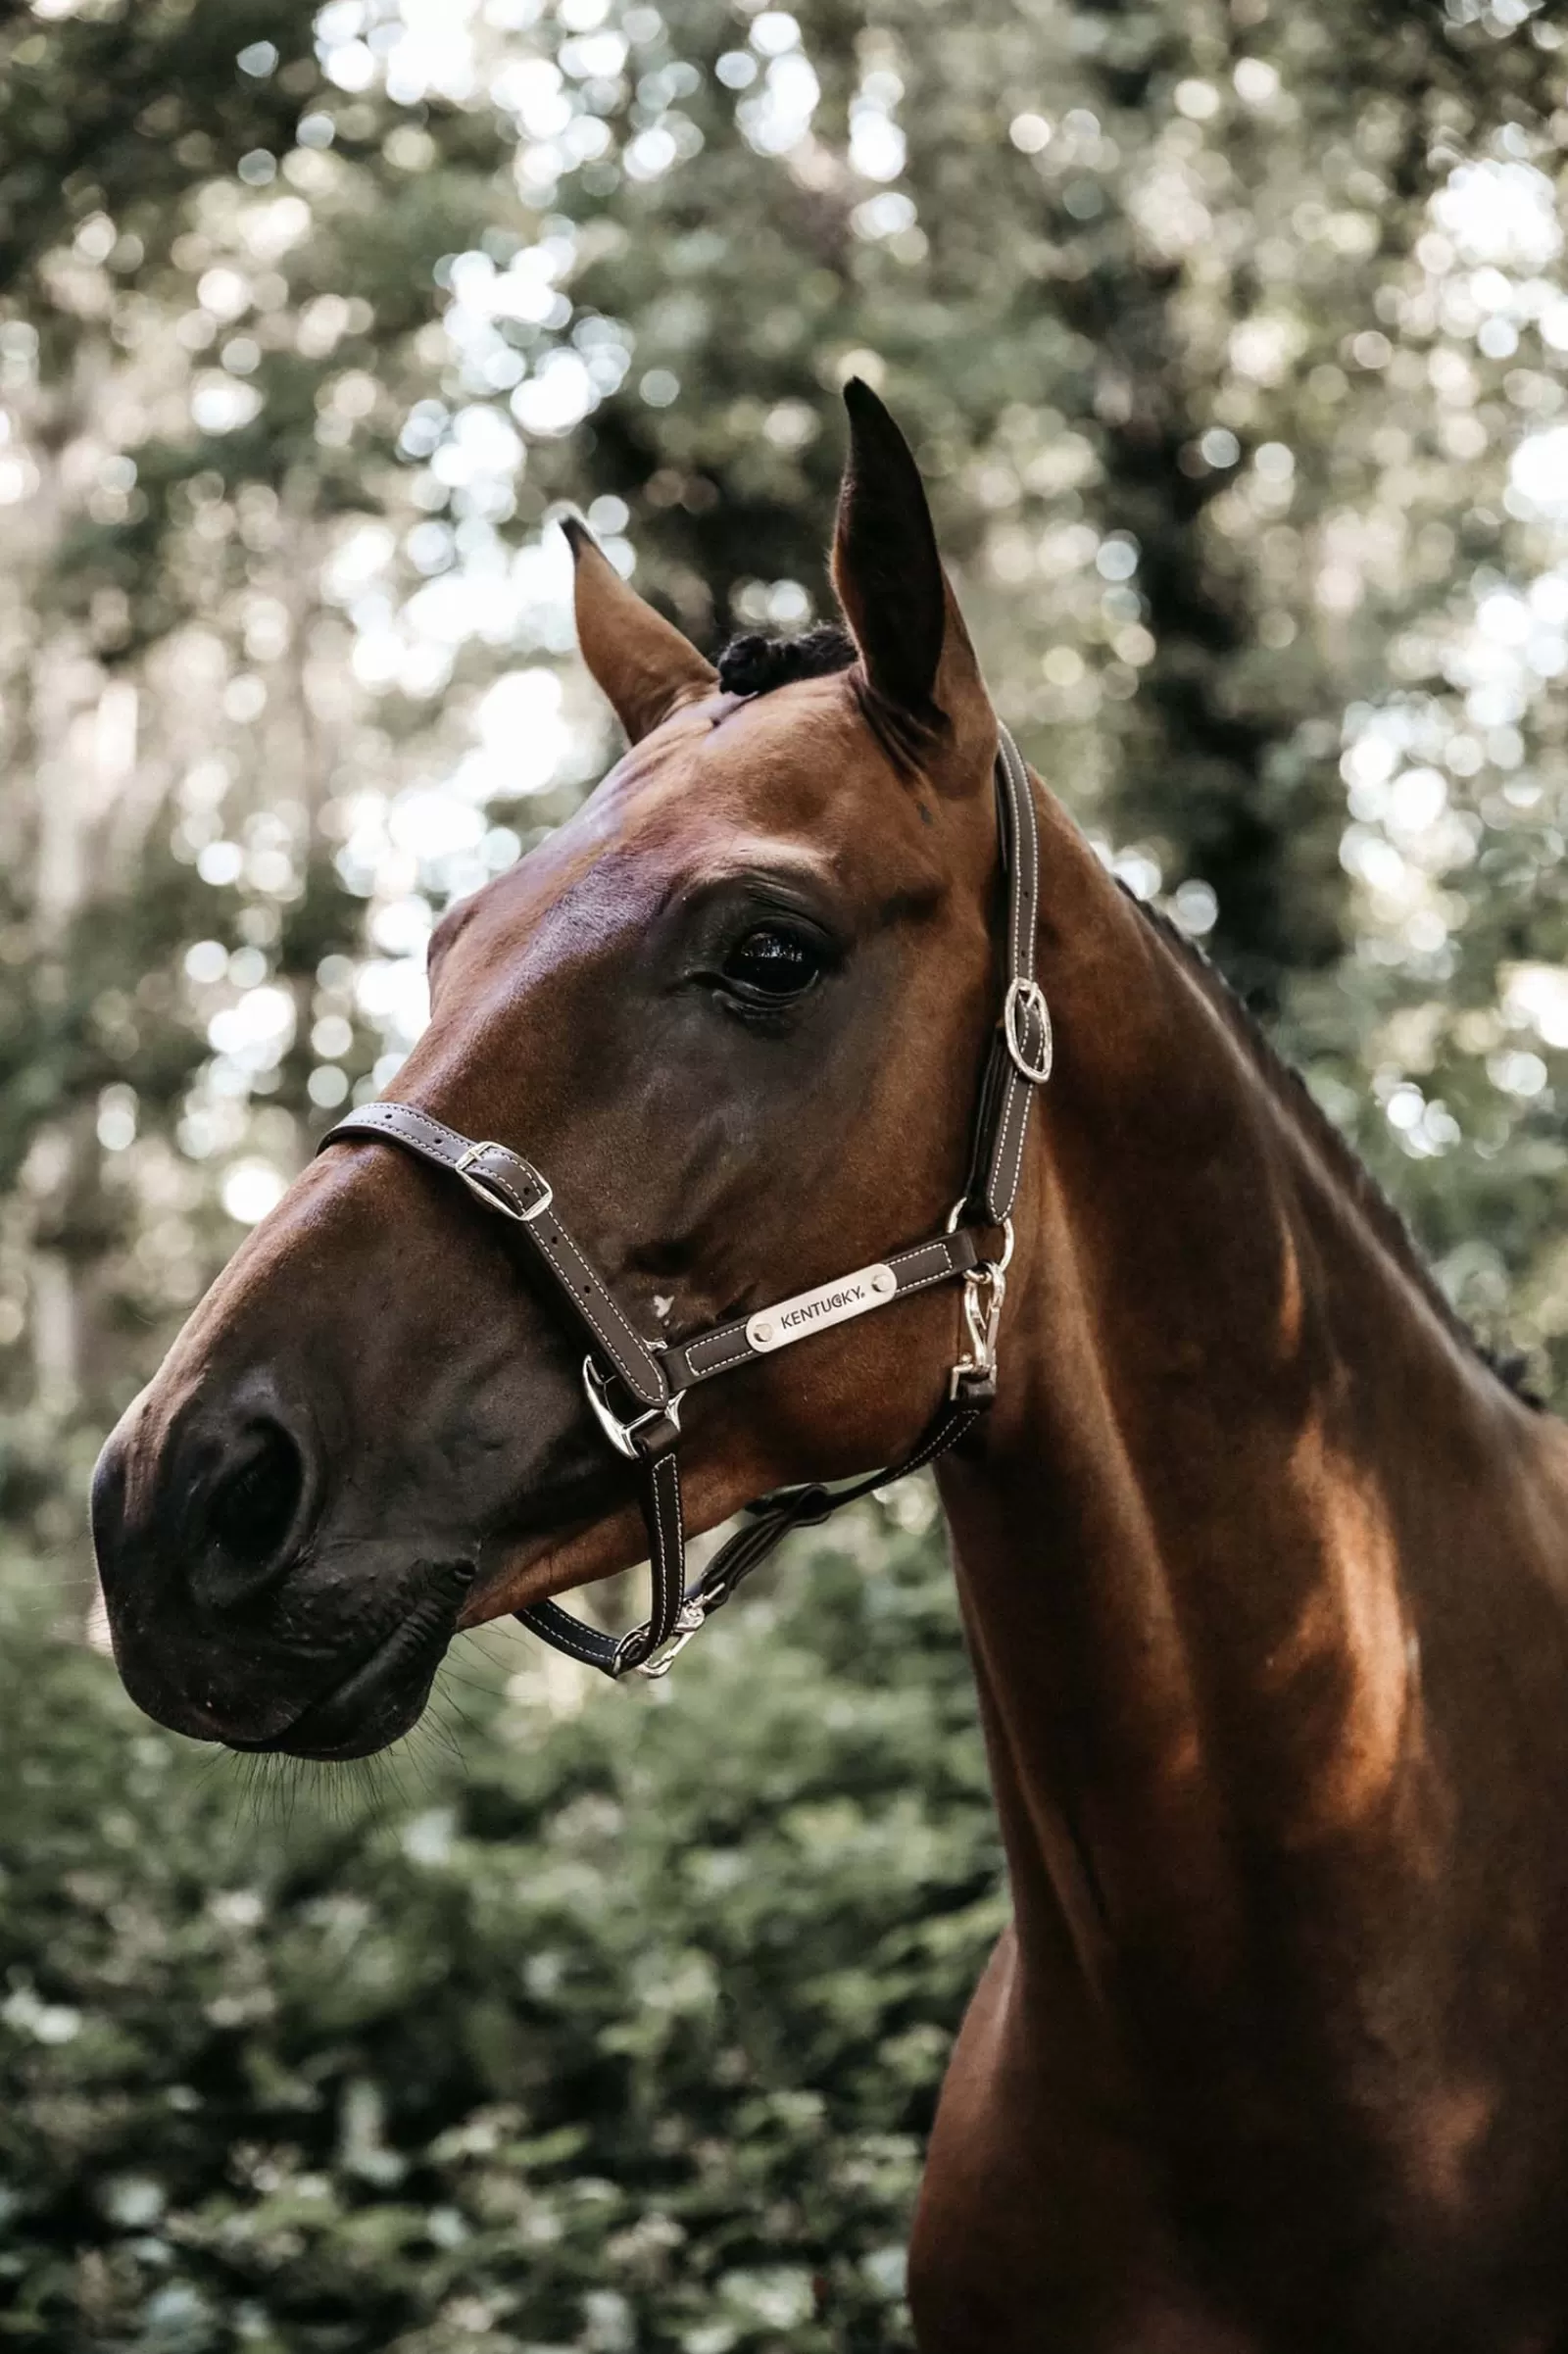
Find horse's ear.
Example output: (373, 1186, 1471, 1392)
(562, 518, 716, 744)
(831, 379, 993, 779)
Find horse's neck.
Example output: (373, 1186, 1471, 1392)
(935, 799, 1538, 2010)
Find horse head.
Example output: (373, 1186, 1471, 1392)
(91, 383, 1015, 1757)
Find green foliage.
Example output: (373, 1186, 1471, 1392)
(0, 1514, 999, 2352)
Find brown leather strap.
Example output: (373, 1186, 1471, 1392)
(967, 725, 1051, 1226)
(662, 1229, 981, 1393)
(520, 1438, 687, 1676)
(323, 1101, 670, 1410)
(684, 1385, 991, 1626)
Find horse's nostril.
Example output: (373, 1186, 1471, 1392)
(203, 1419, 306, 1584)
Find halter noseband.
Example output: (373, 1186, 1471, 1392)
(318, 724, 1052, 1680)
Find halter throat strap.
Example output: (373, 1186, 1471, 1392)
(318, 724, 1050, 1678)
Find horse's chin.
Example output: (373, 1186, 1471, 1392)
(459, 1493, 653, 1630)
(225, 1600, 461, 1760)
(457, 1445, 804, 1632)
(106, 1550, 473, 1761)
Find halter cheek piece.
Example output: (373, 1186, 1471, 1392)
(318, 725, 1051, 1681)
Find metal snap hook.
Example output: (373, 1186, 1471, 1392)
(626, 1598, 710, 1679)
(950, 1262, 1006, 1400)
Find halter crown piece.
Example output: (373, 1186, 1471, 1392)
(318, 725, 1052, 1680)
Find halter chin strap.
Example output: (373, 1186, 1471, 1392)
(318, 723, 1052, 1679)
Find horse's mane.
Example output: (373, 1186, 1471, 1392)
(720, 625, 1537, 1407)
(1134, 897, 1537, 1406)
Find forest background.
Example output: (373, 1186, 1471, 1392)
(2, 0, 1567, 2347)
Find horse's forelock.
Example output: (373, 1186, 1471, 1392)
(715, 623, 947, 777)
(715, 625, 858, 698)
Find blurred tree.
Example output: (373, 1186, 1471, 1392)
(0, 0, 528, 1563)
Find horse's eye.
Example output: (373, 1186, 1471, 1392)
(718, 924, 824, 1001)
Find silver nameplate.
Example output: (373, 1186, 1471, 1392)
(746, 1262, 898, 1354)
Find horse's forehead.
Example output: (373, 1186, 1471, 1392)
(609, 683, 911, 862)
(444, 681, 934, 985)
(548, 687, 907, 883)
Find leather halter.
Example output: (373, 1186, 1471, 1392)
(318, 724, 1052, 1680)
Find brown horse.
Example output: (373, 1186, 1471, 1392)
(93, 384, 1568, 2353)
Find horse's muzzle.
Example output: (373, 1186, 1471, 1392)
(220, 1571, 473, 1760)
(90, 1382, 471, 1756)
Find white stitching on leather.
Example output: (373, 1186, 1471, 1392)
(980, 731, 1038, 1224)
(904, 1407, 980, 1472)
(649, 1450, 680, 1620)
(1008, 756, 1025, 974)
(888, 1242, 957, 1279)
(614, 1448, 682, 1668)
(348, 1113, 662, 1398)
(991, 1067, 1026, 1217)
(1003, 728, 1037, 985)
(674, 1238, 969, 1386)
(533, 1226, 665, 1401)
(689, 1332, 754, 1375)
(528, 1605, 613, 1665)
(473, 1162, 533, 1214)
(895, 1262, 965, 1299)
(991, 986, 1048, 1209)
(380, 1104, 462, 1153)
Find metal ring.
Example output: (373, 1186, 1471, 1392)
(947, 1201, 1015, 1276)
(1003, 977, 1054, 1085)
